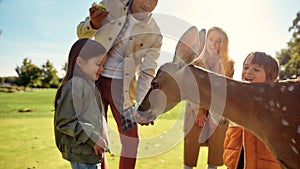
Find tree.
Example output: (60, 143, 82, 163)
(61, 62, 67, 79)
(41, 60, 59, 88)
(4, 76, 17, 85)
(276, 11, 300, 79)
(15, 58, 42, 88)
(0, 77, 3, 85)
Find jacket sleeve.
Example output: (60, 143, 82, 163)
(136, 34, 163, 104)
(77, 16, 98, 39)
(76, 0, 108, 39)
(55, 79, 102, 147)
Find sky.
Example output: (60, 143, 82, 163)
(0, 0, 299, 80)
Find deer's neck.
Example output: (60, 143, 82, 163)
(190, 66, 299, 137)
(181, 66, 300, 169)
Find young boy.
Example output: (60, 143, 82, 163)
(223, 52, 281, 169)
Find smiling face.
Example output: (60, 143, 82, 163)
(77, 54, 107, 81)
(130, 0, 158, 19)
(242, 54, 267, 82)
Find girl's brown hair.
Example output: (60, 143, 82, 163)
(54, 38, 106, 109)
(243, 52, 279, 82)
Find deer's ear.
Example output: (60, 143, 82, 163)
(173, 26, 201, 68)
(195, 29, 206, 61)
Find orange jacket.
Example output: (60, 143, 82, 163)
(223, 126, 281, 169)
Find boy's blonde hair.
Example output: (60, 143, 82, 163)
(243, 52, 279, 82)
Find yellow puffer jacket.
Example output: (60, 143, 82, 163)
(223, 126, 281, 169)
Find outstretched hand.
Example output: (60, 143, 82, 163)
(89, 6, 109, 29)
(134, 111, 155, 126)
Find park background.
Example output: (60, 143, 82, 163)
(1, 0, 299, 79)
(0, 0, 300, 169)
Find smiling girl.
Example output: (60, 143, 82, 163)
(54, 38, 109, 169)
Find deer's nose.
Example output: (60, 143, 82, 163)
(151, 81, 159, 89)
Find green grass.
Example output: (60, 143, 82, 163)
(0, 89, 226, 169)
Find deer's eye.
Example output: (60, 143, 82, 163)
(151, 81, 159, 89)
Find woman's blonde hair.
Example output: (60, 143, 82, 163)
(207, 27, 234, 77)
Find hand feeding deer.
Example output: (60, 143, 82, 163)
(135, 26, 300, 169)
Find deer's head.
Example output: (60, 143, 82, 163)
(137, 26, 206, 122)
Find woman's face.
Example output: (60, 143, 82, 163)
(242, 54, 267, 82)
(207, 30, 222, 54)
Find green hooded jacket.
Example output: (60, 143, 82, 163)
(54, 77, 108, 164)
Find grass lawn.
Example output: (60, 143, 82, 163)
(0, 89, 226, 169)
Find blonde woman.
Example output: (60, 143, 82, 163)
(184, 27, 234, 169)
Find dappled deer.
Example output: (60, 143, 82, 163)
(135, 26, 300, 169)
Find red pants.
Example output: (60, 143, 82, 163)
(98, 76, 139, 169)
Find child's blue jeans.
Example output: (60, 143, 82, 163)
(70, 162, 101, 169)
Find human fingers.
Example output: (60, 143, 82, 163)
(200, 118, 206, 127)
(96, 137, 107, 149)
(89, 6, 98, 16)
(92, 10, 108, 20)
(195, 114, 206, 127)
(93, 145, 104, 155)
(133, 111, 143, 123)
(90, 10, 109, 29)
(95, 11, 109, 23)
(134, 111, 154, 126)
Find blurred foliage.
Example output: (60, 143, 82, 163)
(15, 58, 42, 88)
(14, 58, 59, 89)
(41, 60, 59, 88)
(276, 11, 300, 80)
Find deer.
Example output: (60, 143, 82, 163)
(135, 26, 300, 169)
